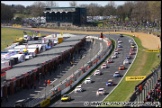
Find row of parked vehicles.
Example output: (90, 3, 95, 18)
(61, 34, 136, 100)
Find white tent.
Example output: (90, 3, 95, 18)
(10, 54, 25, 63)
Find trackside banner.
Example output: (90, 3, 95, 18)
(125, 76, 146, 81)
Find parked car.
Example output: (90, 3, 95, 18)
(96, 88, 106, 96)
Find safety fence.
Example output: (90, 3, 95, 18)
(127, 62, 161, 107)
(24, 36, 113, 107)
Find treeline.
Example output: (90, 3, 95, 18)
(1, 1, 161, 26)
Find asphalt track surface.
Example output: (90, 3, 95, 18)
(1, 30, 108, 107)
(50, 34, 137, 107)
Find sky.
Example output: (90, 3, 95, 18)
(1, 1, 126, 7)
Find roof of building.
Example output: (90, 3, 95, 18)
(5, 35, 86, 80)
(44, 7, 85, 13)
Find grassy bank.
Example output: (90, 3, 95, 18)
(1, 28, 47, 50)
(102, 35, 160, 107)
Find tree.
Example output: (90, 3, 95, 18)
(102, 2, 116, 16)
(69, 1, 77, 7)
(122, 1, 134, 21)
(30, 1, 46, 17)
(45, 1, 58, 7)
(87, 3, 101, 16)
(148, 1, 161, 23)
(1, 3, 14, 22)
(116, 5, 125, 22)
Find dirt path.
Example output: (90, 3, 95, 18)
(23, 27, 161, 50)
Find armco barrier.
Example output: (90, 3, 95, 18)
(60, 40, 112, 95)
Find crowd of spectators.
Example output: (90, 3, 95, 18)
(144, 77, 161, 106)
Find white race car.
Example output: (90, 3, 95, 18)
(118, 40, 122, 43)
(123, 58, 130, 65)
(84, 77, 92, 84)
(111, 54, 117, 59)
(74, 85, 83, 93)
(94, 70, 102, 76)
(101, 63, 108, 69)
(96, 88, 105, 96)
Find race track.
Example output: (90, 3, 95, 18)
(50, 34, 137, 107)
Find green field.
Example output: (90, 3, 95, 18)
(1, 28, 47, 51)
(102, 35, 160, 107)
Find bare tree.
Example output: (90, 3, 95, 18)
(109, 1, 116, 7)
(30, 1, 46, 17)
(69, 1, 77, 7)
(103, 3, 116, 16)
(79, 4, 88, 8)
(45, 1, 58, 7)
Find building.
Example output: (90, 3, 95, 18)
(44, 7, 87, 27)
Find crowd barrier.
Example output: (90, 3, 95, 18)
(127, 62, 161, 107)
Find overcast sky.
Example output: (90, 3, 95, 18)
(1, 1, 126, 7)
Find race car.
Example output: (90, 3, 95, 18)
(130, 42, 135, 46)
(101, 63, 108, 69)
(130, 47, 135, 51)
(61, 94, 71, 101)
(123, 58, 130, 65)
(115, 48, 121, 51)
(120, 34, 124, 37)
(94, 70, 102, 76)
(131, 45, 135, 48)
(118, 65, 125, 70)
(117, 45, 122, 48)
(113, 71, 122, 77)
(129, 39, 133, 43)
(107, 58, 113, 63)
(111, 54, 117, 59)
(118, 40, 122, 43)
(106, 79, 115, 86)
(114, 51, 119, 55)
(84, 77, 92, 84)
(126, 55, 131, 59)
(129, 51, 134, 55)
(74, 85, 83, 93)
(96, 88, 106, 96)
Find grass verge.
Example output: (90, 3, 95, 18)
(102, 34, 160, 107)
(1, 27, 47, 50)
